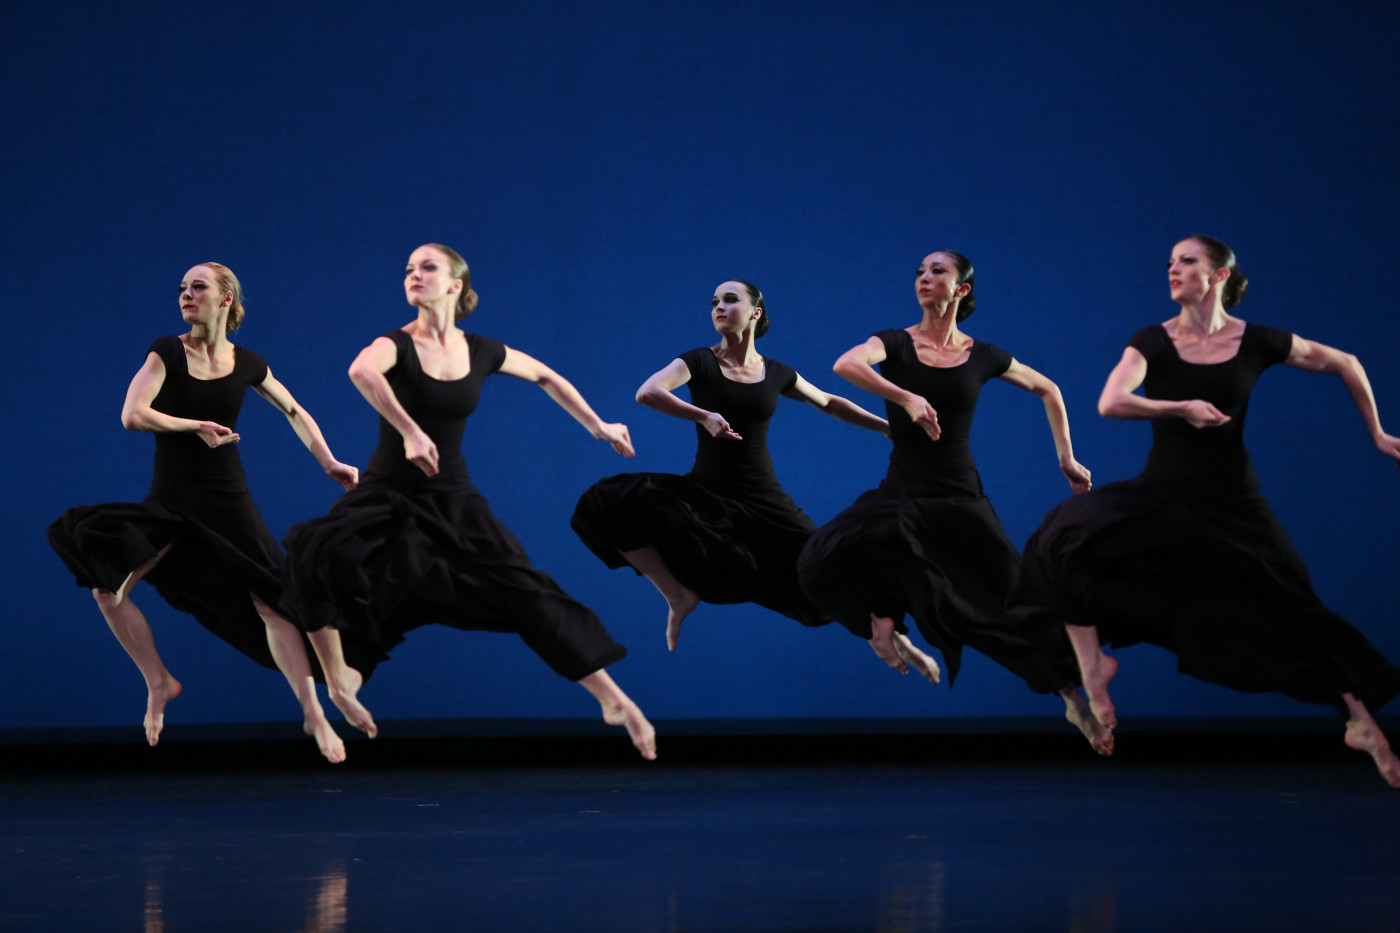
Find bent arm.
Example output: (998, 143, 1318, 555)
(999, 359, 1091, 493)
(499, 346, 635, 457)
(782, 374, 888, 435)
(1096, 347, 1229, 428)
(254, 369, 359, 489)
(348, 335, 439, 476)
(833, 336, 941, 440)
(635, 356, 740, 441)
(1286, 334, 1400, 462)
(121, 352, 239, 446)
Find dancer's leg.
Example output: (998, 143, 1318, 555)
(252, 594, 345, 764)
(91, 544, 181, 746)
(1342, 692, 1400, 788)
(620, 546, 699, 651)
(1061, 687, 1114, 756)
(893, 632, 941, 684)
(306, 627, 377, 738)
(579, 668, 657, 760)
(1065, 624, 1117, 730)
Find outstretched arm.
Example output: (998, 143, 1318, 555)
(253, 369, 359, 490)
(121, 352, 240, 448)
(781, 374, 889, 436)
(998, 359, 1092, 494)
(833, 336, 941, 440)
(1286, 334, 1400, 465)
(634, 357, 741, 441)
(499, 346, 635, 457)
(1097, 346, 1231, 429)
(348, 335, 440, 476)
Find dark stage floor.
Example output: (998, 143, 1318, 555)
(2, 727, 1398, 932)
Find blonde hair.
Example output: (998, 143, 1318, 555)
(423, 243, 480, 319)
(200, 262, 246, 333)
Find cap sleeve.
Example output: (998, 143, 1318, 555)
(875, 329, 910, 360)
(147, 335, 182, 371)
(766, 358, 799, 393)
(1248, 323, 1294, 368)
(978, 342, 1013, 378)
(678, 347, 711, 380)
(468, 334, 508, 376)
(1127, 325, 1170, 362)
(236, 347, 270, 385)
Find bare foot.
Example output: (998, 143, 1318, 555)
(868, 615, 908, 674)
(327, 667, 378, 739)
(1062, 689, 1114, 757)
(893, 634, 940, 684)
(665, 588, 700, 652)
(1345, 720, 1400, 788)
(144, 677, 183, 747)
(1080, 650, 1118, 730)
(303, 716, 347, 764)
(601, 698, 658, 761)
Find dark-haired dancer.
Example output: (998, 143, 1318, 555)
(1012, 235, 1400, 785)
(48, 262, 375, 762)
(797, 251, 1112, 754)
(571, 280, 893, 652)
(282, 244, 656, 760)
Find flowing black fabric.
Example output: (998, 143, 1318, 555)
(798, 330, 1078, 693)
(282, 330, 626, 681)
(1013, 323, 1400, 713)
(571, 347, 827, 625)
(48, 337, 291, 670)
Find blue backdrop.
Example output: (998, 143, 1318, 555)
(4, 0, 1399, 731)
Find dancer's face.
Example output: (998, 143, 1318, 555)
(1168, 239, 1228, 304)
(915, 252, 967, 311)
(711, 281, 760, 337)
(404, 246, 462, 308)
(179, 265, 229, 327)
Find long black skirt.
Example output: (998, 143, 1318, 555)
(571, 471, 828, 626)
(1012, 474, 1400, 713)
(797, 485, 1076, 693)
(283, 478, 626, 682)
(48, 492, 288, 672)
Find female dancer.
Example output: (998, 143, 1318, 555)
(1012, 235, 1400, 785)
(281, 244, 656, 760)
(796, 251, 1111, 754)
(47, 262, 375, 763)
(571, 280, 890, 652)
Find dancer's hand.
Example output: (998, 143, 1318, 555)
(404, 428, 439, 476)
(702, 411, 742, 441)
(902, 396, 941, 440)
(325, 460, 360, 491)
(1061, 458, 1092, 495)
(597, 422, 636, 458)
(1374, 432, 1400, 469)
(1179, 399, 1230, 429)
(195, 421, 240, 448)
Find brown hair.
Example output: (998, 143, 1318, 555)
(731, 279, 770, 338)
(200, 262, 245, 333)
(423, 243, 480, 319)
(1183, 235, 1249, 310)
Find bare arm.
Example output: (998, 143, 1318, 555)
(253, 368, 359, 490)
(347, 335, 441, 476)
(998, 359, 1092, 494)
(1096, 346, 1230, 429)
(120, 351, 240, 448)
(781, 374, 889, 436)
(633, 356, 742, 441)
(833, 336, 941, 440)
(499, 346, 635, 457)
(1286, 334, 1400, 465)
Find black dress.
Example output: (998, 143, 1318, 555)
(47, 336, 288, 670)
(281, 329, 627, 682)
(1012, 323, 1400, 713)
(571, 347, 826, 625)
(797, 329, 1077, 693)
